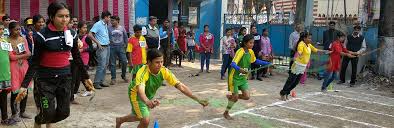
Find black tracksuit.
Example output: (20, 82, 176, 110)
(21, 25, 89, 124)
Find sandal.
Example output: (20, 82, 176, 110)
(11, 114, 21, 122)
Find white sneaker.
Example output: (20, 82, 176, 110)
(81, 91, 92, 97)
(74, 94, 78, 99)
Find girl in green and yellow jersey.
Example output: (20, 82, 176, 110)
(223, 34, 271, 120)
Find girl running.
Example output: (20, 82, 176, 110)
(223, 34, 271, 120)
(280, 32, 329, 101)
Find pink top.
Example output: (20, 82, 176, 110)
(177, 29, 187, 52)
(80, 35, 90, 65)
(199, 32, 214, 53)
(9, 38, 31, 92)
(260, 36, 272, 56)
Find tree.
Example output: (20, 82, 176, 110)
(377, 0, 394, 77)
(295, 0, 306, 25)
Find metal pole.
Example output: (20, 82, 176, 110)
(344, 0, 347, 24)
(331, 0, 334, 18)
(327, 0, 330, 25)
(358, 0, 360, 16)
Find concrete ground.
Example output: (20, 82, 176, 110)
(5, 60, 394, 128)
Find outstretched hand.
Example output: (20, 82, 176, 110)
(240, 69, 248, 74)
(198, 99, 209, 107)
(146, 100, 155, 109)
(347, 53, 356, 58)
(153, 99, 160, 107)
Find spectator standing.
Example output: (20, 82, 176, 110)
(186, 26, 196, 63)
(88, 11, 112, 89)
(108, 15, 129, 85)
(338, 26, 366, 86)
(199, 25, 214, 73)
(145, 16, 160, 50)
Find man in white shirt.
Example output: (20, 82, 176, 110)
(288, 24, 303, 73)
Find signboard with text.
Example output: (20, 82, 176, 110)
(188, 7, 198, 26)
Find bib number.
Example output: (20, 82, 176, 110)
(0, 42, 13, 51)
(254, 36, 260, 40)
(17, 43, 25, 53)
(139, 41, 147, 48)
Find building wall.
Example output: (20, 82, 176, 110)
(317, 0, 363, 16)
(135, 0, 223, 58)
(2, 0, 72, 20)
(135, 0, 149, 25)
(2, 0, 135, 32)
(76, 0, 134, 32)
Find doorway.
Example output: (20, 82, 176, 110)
(149, 0, 168, 24)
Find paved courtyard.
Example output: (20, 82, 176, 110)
(7, 60, 394, 128)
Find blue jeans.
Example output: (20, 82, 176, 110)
(221, 54, 231, 77)
(318, 53, 329, 78)
(322, 71, 338, 90)
(109, 46, 128, 80)
(200, 53, 211, 71)
(188, 46, 195, 61)
(94, 46, 110, 85)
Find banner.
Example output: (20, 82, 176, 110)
(188, 7, 198, 26)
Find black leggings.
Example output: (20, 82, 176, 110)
(172, 50, 183, 66)
(251, 56, 263, 78)
(289, 50, 296, 73)
(0, 90, 8, 120)
(34, 76, 72, 124)
(280, 73, 303, 95)
(10, 91, 28, 115)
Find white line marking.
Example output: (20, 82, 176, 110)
(300, 99, 394, 118)
(337, 90, 394, 100)
(245, 112, 318, 128)
(183, 119, 222, 128)
(182, 92, 322, 128)
(322, 93, 394, 107)
(277, 105, 386, 128)
(206, 122, 227, 128)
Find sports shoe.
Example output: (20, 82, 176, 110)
(110, 80, 116, 85)
(101, 83, 109, 87)
(122, 78, 130, 83)
(81, 91, 92, 97)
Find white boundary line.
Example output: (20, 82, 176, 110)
(182, 92, 322, 128)
(245, 112, 318, 128)
(322, 93, 394, 107)
(337, 90, 394, 100)
(300, 99, 394, 118)
(277, 105, 387, 128)
(206, 122, 227, 128)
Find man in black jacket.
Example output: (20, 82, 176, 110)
(250, 25, 263, 81)
(323, 21, 341, 50)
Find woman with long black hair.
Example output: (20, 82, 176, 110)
(18, 2, 93, 128)
(279, 32, 329, 101)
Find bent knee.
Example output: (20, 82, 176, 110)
(140, 118, 150, 126)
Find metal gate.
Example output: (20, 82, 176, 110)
(223, 13, 292, 66)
